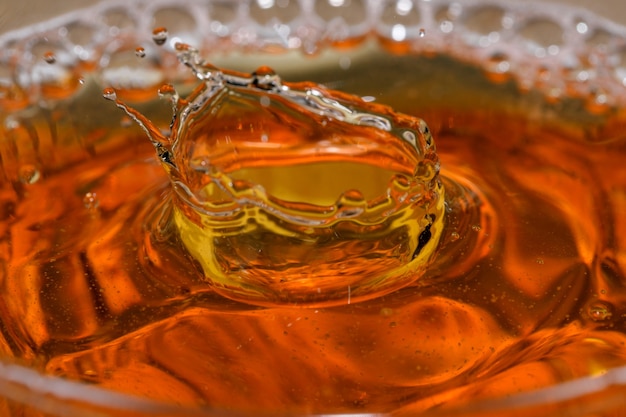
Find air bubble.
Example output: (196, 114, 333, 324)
(587, 302, 613, 322)
(135, 47, 146, 58)
(18, 165, 41, 184)
(484, 52, 511, 83)
(152, 27, 169, 45)
(83, 192, 100, 210)
(450, 232, 460, 241)
(43, 51, 56, 64)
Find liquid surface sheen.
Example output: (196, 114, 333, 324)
(0, 46, 626, 415)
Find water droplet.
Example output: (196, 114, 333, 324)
(135, 47, 146, 58)
(152, 27, 168, 45)
(158, 83, 178, 100)
(43, 51, 56, 64)
(174, 42, 194, 53)
(253, 66, 282, 91)
(587, 302, 613, 321)
(18, 165, 41, 184)
(419, 28, 426, 38)
(102, 87, 117, 101)
(83, 192, 99, 210)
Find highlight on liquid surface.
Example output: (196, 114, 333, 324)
(1, 0, 626, 416)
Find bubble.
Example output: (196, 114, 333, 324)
(102, 87, 117, 101)
(18, 165, 41, 184)
(152, 27, 168, 45)
(450, 232, 460, 241)
(587, 302, 613, 322)
(43, 51, 56, 64)
(135, 47, 146, 58)
(535, 258, 544, 265)
(83, 192, 100, 210)
(484, 52, 511, 83)
(471, 224, 481, 231)
(380, 308, 394, 317)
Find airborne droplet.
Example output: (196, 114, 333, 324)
(152, 27, 168, 45)
(158, 83, 178, 100)
(43, 51, 56, 64)
(135, 47, 146, 58)
(102, 87, 117, 101)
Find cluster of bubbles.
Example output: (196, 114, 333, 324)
(1, 0, 626, 112)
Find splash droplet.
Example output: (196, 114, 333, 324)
(135, 47, 146, 58)
(252, 66, 282, 91)
(152, 27, 168, 45)
(107, 51, 443, 307)
(174, 42, 194, 52)
(43, 51, 56, 64)
(419, 28, 426, 38)
(102, 87, 117, 101)
(158, 83, 178, 100)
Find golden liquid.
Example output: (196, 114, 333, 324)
(1, 48, 626, 415)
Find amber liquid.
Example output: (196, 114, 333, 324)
(1, 49, 626, 415)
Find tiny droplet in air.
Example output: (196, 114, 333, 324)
(135, 47, 146, 58)
(43, 51, 56, 64)
(152, 27, 168, 45)
(102, 87, 117, 101)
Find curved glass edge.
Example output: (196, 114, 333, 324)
(0, 358, 625, 416)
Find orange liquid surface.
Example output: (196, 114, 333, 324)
(1, 52, 626, 415)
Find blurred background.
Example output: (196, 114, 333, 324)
(1, 0, 626, 34)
